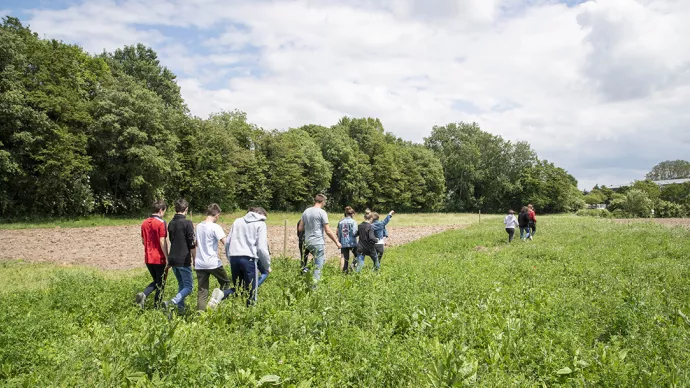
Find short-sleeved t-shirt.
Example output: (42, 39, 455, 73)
(301, 206, 329, 247)
(141, 216, 167, 265)
(194, 221, 226, 270)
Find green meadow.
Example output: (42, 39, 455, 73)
(1, 216, 689, 386)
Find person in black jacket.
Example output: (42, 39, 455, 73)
(355, 212, 380, 272)
(298, 220, 313, 273)
(518, 206, 532, 241)
(163, 198, 196, 314)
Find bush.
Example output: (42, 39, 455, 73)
(654, 200, 687, 218)
(611, 209, 633, 218)
(622, 189, 652, 218)
(576, 208, 612, 218)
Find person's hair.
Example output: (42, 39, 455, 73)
(206, 203, 222, 216)
(344, 206, 355, 217)
(364, 212, 374, 221)
(371, 212, 380, 221)
(151, 200, 167, 213)
(365, 208, 371, 216)
(174, 198, 189, 213)
(249, 206, 268, 217)
(314, 194, 327, 204)
(508, 209, 515, 214)
(521, 206, 528, 212)
(528, 204, 534, 209)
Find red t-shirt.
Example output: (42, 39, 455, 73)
(528, 210, 537, 222)
(141, 216, 167, 265)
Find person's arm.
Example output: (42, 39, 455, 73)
(368, 225, 378, 244)
(324, 224, 341, 248)
(256, 223, 271, 273)
(336, 222, 343, 243)
(382, 211, 395, 226)
(159, 222, 168, 260)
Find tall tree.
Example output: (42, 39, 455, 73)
(646, 160, 690, 181)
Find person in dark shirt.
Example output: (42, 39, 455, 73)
(355, 212, 380, 272)
(518, 206, 532, 241)
(298, 220, 313, 273)
(162, 198, 196, 314)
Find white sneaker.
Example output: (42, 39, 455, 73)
(207, 288, 224, 309)
(529, 235, 533, 241)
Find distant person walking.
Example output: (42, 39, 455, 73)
(194, 204, 231, 311)
(372, 210, 395, 264)
(355, 212, 379, 272)
(337, 206, 358, 273)
(135, 200, 169, 309)
(518, 206, 532, 241)
(297, 220, 312, 273)
(527, 204, 537, 238)
(163, 198, 196, 314)
(219, 207, 271, 307)
(298, 194, 342, 286)
(503, 209, 519, 243)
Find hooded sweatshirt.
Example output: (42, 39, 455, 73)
(225, 212, 271, 270)
(503, 214, 518, 229)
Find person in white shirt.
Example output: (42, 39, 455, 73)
(194, 203, 230, 310)
(503, 209, 519, 243)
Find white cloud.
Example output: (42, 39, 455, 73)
(19, 0, 690, 189)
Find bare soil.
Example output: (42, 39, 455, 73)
(0, 224, 464, 270)
(612, 218, 690, 228)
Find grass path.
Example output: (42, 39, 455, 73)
(0, 216, 689, 386)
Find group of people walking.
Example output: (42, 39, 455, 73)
(503, 204, 537, 242)
(135, 194, 394, 314)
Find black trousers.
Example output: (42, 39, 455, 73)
(144, 263, 167, 308)
(506, 228, 515, 242)
(341, 247, 357, 273)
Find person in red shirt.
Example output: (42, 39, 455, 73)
(135, 200, 169, 309)
(527, 204, 537, 238)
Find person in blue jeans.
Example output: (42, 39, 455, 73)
(298, 194, 341, 286)
(216, 207, 272, 307)
(163, 199, 196, 314)
(371, 210, 394, 264)
(337, 206, 358, 273)
(356, 212, 379, 272)
(518, 206, 532, 241)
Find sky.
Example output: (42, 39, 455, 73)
(3, 0, 690, 190)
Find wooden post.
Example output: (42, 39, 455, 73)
(283, 219, 288, 257)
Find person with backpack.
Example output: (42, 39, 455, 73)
(518, 206, 532, 241)
(503, 209, 519, 243)
(337, 206, 358, 273)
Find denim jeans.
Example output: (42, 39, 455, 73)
(306, 244, 326, 282)
(230, 256, 258, 306)
(519, 226, 531, 239)
(171, 266, 193, 311)
(355, 251, 379, 272)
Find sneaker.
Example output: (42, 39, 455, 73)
(529, 235, 533, 241)
(207, 288, 225, 309)
(135, 292, 146, 309)
(301, 267, 309, 274)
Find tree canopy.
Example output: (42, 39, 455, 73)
(0, 17, 582, 217)
(646, 160, 690, 181)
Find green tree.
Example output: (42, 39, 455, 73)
(622, 189, 652, 217)
(646, 160, 690, 181)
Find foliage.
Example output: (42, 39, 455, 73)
(646, 160, 690, 181)
(630, 180, 661, 202)
(1, 217, 690, 385)
(660, 182, 690, 208)
(654, 200, 687, 218)
(0, 18, 578, 216)
(621, 189, 653, 218)
(576, 208, 612, 218)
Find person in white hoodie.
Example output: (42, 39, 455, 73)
(209, 207, 272, 308)
(504, 209, 519, 243)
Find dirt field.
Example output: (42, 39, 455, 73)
(613, 218, 690, 228)
(0, 224, 464, 270)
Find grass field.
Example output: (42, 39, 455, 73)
(1, 216, 689, 386)
(0, 212, 485, 230)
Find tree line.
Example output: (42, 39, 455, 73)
(0, 17, 583, 217)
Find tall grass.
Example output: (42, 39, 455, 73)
(0, 217, 689, 386)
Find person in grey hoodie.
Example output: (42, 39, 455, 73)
(209, 207, 272, 308)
